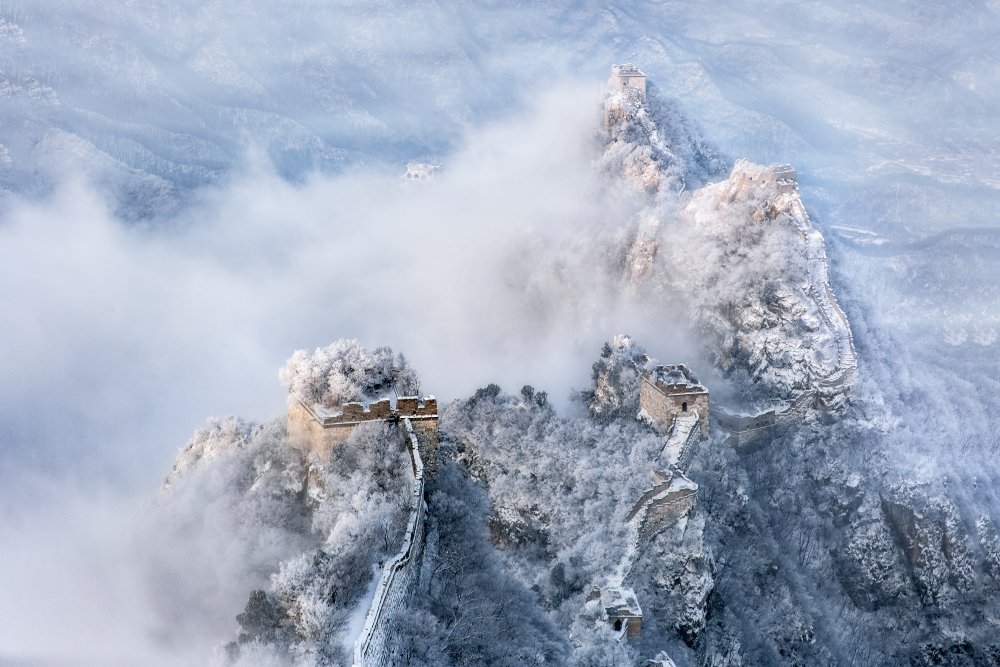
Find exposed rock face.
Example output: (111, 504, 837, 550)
(599, 84, 725, 286)
(587, 75, 1000, 667)
(672, 160, 855, 404)
(597, 83, 854, 410)
(599, 86, 724, 200)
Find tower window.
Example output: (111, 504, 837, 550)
(682, 401, 688, 412)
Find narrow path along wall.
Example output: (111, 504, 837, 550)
(352, 419, 427, 667)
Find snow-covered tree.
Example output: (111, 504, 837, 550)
(279, 339, 420, 407)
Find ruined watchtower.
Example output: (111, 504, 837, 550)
(639, 364, 709, 439)
(601, 586, 643, 638)
(609, 63, 647, 96)
(772, 164, 797, 194)
(288, 396, 439, 474)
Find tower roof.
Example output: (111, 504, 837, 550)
(612, 63, 645, 78)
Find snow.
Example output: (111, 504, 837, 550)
(2, 2, 999, 664)
(661, 412, 700, 466)
(343, 564, 382, 657)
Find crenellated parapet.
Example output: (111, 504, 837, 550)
(395, 396, 438, 420)
(288, 395, 439, 473)
(309, 399, 394, 425)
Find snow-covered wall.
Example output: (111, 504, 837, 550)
(352, 418, 427, 667)
(288, 397, 438, 465)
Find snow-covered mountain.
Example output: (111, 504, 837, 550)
(3, 2, 1000, 666)
(148, 77, 1000, 666)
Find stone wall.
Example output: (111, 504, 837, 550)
(641, 489, 697, 536)
(410, 418, 440, 476)
(352, 419, 427, 667)
(287, 401, 354, 459)
(715, 408, 777, 433)
(626, 471, 699, 539)
(639, 375, 710, 439)
(287, 397, 439, 470)
(396, 396, 438, 418)
(715, 388, 819, 449)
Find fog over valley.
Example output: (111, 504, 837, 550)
(1, 2, 998, 666)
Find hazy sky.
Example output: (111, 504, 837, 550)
(1, 1, 999, 663)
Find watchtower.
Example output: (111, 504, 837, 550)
(601, 586, 643, 637)
(609, 63, 647, 96)
(773, 164, 797, 194)
(639, 364, 710, 439)
(288, 396, 439, 474)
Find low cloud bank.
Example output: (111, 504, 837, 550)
(0, 83, 699, 664)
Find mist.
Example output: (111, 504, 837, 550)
(1, 0, 999, 664)
(0, 83, 693, 665)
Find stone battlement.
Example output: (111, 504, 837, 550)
(640, 366, 710, 440)
(395, 396, 439, 419)
(289, 396, 440, 473)
(304, 396, 438, 426)
(609, 63, 646, 96)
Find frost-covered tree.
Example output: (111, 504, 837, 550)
(439, 340, 713, 665)
(226, 422, 412, 665)
(581, 334, 648, 423)
(391, 463, 569, 667)
(279, 339, 420, 407)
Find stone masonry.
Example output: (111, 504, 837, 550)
(609, 63, 647, 96)
(288, 396, 439, 474)
(639, 364, 710, 439)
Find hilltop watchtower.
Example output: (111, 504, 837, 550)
(772, 164, 797, 194)
(639, 364, 709, 439)
(609, 63, 646, 96)
(288, 396, 439, 474)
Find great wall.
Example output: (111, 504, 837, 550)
(714, 163, 858, 448)
(281, 63, 857, 667)
(351, 420, 426, 667)
(286, 395, 437, 667)
(286, 361, 712, 658)
(590, 133, 858, 649)
(286, 323, 853, 663)
(595, 365, 708, 643)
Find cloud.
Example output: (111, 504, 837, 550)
(3, 1, 1000, 662)
(0, 81, 702, 663)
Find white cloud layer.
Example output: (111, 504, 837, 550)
(0, 84, 697, 664)
(2, 0, 1000, 663)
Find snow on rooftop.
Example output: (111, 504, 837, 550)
(612, 63, 645, 77)
(649, 364, 704, 389)
(601, 586, 642, 616)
